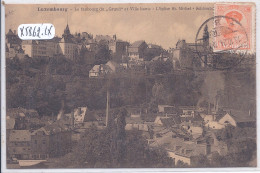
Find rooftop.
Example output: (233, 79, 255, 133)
(129, 40, 146, 48)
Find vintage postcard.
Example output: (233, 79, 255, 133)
(2, 1, 257, 171)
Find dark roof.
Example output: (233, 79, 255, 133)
(158, 116, 181, 127)
(148, 44, 162, 49)
(193, 113, 203, 122)
(215, 109, 256, 122)
(7, 29, 15, 36)
(130, 40, 146, 48)
(7, 108, 39, 118)
(50, 36, 62, 43)
(60, 36, 76, 43)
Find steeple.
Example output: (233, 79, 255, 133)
(64, 24, 71, 35)
(63, 13, 71, 36)
(203, 24, 209, 47)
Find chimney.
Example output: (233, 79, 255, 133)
(208, 102, 211, 114)
(71, 111, 74, 128)
(106, 89, 110, 127)
(77, 107, 81, 115)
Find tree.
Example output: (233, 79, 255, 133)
(176, 160, 189, 168)
(149, 59, 173, 75)
(52, 112, 174, 168)
(95, 40, 111, 64)
(191, 154, 210, 167)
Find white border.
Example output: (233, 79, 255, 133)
(1, 0, 259, 173)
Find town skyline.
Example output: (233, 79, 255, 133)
(5, 4, 213, 49)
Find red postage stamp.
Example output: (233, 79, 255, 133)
(214, 3, 254, 52)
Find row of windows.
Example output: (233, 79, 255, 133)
(34, 140, 46, 145)
(12, 147, 30, 152)
(32, 154, 48, 159)
(12, 142, 30, 146)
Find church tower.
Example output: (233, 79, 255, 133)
(59, 22, 77, 60)
(203, 24, 209, 47)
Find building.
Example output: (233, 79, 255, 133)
(128, 40, 148, 61)
(217, 113, 237, 127)
(180, 122, 203, 139)
(166, 137, 208, 166)
(89, 64, 105, 78)
(73, 107, 88, 127)
(6, 29, 21, 48)
(6, 44, 25, 59)
(31, 122, 72, 158)
(7, 108, 42, 130)
(78, 45, 95, 65)
(203, 132, 228, 156)
(21, 36, 62, 58)
(112, 40, 129, 63)
(7, 130, 32, 160)
(158, 105, 175, 113)
(30, 128, 50, 159)
(171, 25, 210, 69)
(179, 106, 203, 123)
(203, 112, 243, 130)
(89, 61, 118, 78)
(58, 24, 78, 59)
(150, 131, 208, 166)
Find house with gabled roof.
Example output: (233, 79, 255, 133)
(128, 40, 148, 61)
(30, 121, 72, 158)
(89, 61, 118, 78)
(204, 111, 255, 129)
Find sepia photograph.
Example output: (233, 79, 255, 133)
(2, 2, 257, 170)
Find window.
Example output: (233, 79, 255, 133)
(41, 154, 46, 159)
(186, 150, 192, 154)
(42, 140, 46, 145)
(34, 140, 37, 144)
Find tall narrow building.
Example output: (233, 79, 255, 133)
(59, 24, 78, 60)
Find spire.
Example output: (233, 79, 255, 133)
(64, 13, 71, 35)
(64, 24, 71, 35)
(203, 24, 209, 47)
(67, 12, 68, 25)
(7, 29, 14, 36)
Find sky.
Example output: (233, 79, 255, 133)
(5, 3, 214, 49)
